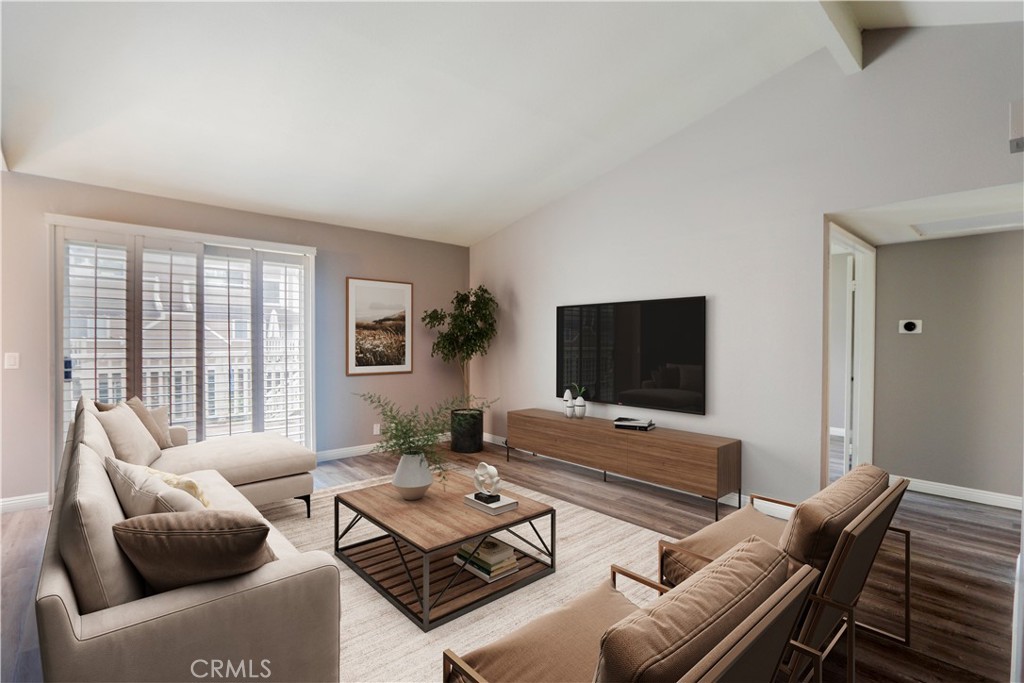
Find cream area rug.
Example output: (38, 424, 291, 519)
(261, 473, 667, 683)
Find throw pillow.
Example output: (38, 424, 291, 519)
(76, 409, 116, 461)
(144, 467, 210, 507)
(95, 403, 161, 466)
(596, 536, 788, 683)
(126, 396, 173, 449)
(58, 443, 145, 613)
(105, 457, 205, 517)
(148, 405, 173, 448)
(779, 463, 889, 571)
(112, 510, 277, 592)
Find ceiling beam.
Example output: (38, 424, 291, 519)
(804, 1, 863, 74)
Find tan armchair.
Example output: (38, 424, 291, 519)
(658, 465, 911, 682)
(443, 536, 819, 683)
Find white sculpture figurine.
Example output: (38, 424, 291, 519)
(473, 462, 503, 497)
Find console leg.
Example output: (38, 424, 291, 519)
(296, 494, 311, 518)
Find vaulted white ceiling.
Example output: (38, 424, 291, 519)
(3, 2, 1021, 246)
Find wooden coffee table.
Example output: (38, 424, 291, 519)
(334, 472, 556, 631)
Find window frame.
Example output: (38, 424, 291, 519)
(51, 214, 317, 485)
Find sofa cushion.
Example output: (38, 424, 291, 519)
(105, 458, 205, 517)
(661, 504, 787, 586)
(779, 464, 889, 572)
(75, 409, 116, 462)
(112, 510, 278, 592)
(460, 579, 639, 683)
(187, 470, 300, 559)
(58, 443, 145, 614)
(152, 433, 316, 486)
(126, 396, 173, 449)
(596, 536, 788, 683)
(96, 403, 161, 466)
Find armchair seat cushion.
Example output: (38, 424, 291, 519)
(662, 504, 786, 586)
(459, 579, 638, 683)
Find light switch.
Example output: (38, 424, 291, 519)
(4, 352, 20, 369)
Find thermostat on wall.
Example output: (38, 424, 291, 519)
(898, 320, 922, 334)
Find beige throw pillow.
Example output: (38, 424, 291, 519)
(126, 396, 173, 449)
(112, 510, 277, 592)
(95, 403, 161, 466)
(147, 404, 173, 448)
(58, 443, 145, 613)
(76, 409, 116, 461)
(105, 458, 205, 517)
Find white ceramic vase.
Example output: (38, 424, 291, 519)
(563, 389, 574, 418)
(392, 453, 433, 500)
(573, 396, 587, 418)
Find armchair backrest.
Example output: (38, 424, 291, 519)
(794, 477, 909, 658)
(683, 564, 819, 683)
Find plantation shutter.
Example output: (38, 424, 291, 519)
(262, 255, 307, 443)
(61, 235, 130, 433)
(139, 241, 201, 441)
(203, 248, 254, 437)
(54, 215, 316, 490)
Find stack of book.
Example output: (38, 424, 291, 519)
(454, 537, 519, 583)
(614, 417, 656, 431)
(463, 493, 518, 515)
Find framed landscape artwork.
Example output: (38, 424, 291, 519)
(346, 277, 413, 375)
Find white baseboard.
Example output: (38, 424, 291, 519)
(484, 432, 504, 446)
(317, 444, 376, 462)
(829, 427, 846, 438)
(1, 492, 50, 513)
(897, 475, 1023, 510)
(318, 431, 455, 463)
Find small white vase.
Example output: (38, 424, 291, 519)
(573, 396, 587, 418)
(393, 453, 433, 501)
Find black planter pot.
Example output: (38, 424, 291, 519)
(450, 408, 484, 453)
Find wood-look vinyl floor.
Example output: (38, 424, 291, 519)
(4, 442, 1019, 682)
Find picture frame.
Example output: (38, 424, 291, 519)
(346, 277, 413, 375)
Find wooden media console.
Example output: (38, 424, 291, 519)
(506, 408, 741, 519)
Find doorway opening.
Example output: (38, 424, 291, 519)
(825, 222, 876, 484)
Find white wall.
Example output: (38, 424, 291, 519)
(470, 24, 1024, 502)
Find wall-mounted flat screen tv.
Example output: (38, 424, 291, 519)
(556, 296, 706, 415)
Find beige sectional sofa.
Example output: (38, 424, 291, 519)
(35, 398, 339, 682)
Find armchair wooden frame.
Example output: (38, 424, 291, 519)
(658, 482, 912, 683)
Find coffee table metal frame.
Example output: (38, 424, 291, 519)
(334, 493, 556, 632)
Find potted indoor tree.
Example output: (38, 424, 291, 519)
(360, 393, 462, 500)
(421, 285, 499, 453)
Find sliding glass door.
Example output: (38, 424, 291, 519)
(56, 219, 314, 451)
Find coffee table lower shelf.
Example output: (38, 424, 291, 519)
(336, 535, 553, 630)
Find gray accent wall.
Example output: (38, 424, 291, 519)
(1, 172, 468, 499)
(874, 231, 1023, 496)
